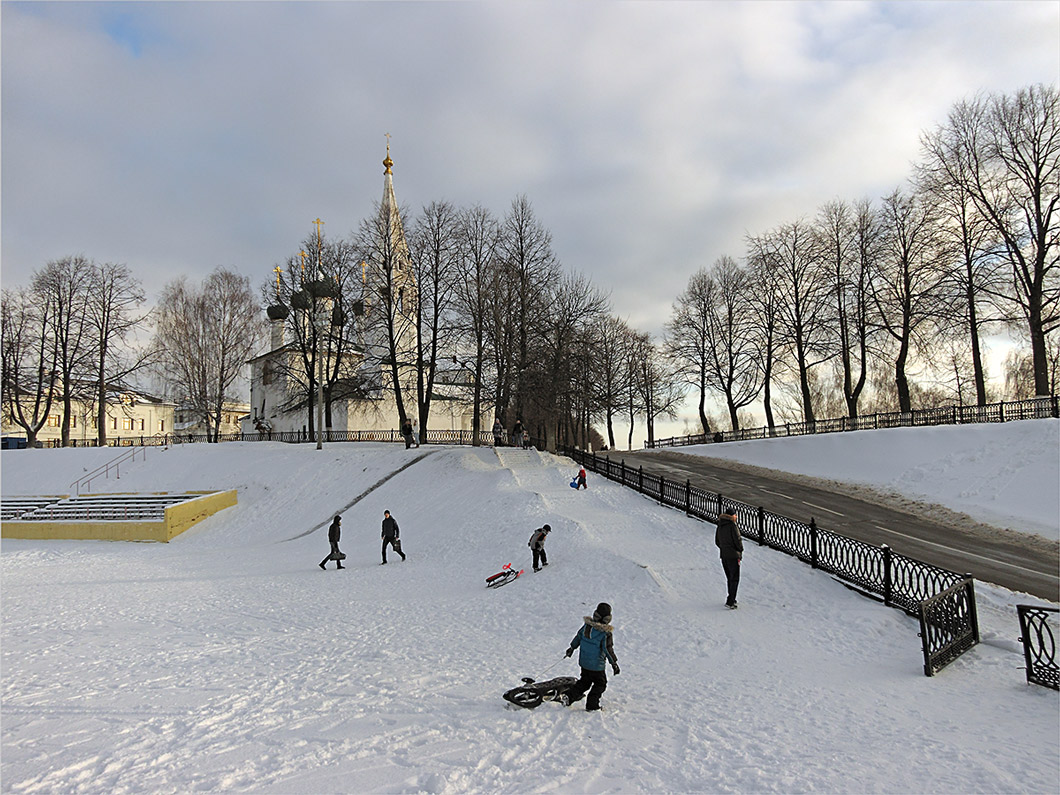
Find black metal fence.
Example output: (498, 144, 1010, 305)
(565, 446, 979, 676)
(649, 395, 1060, 449)
(1016, 604, 1059, 690)
(37, 428, 512, 448)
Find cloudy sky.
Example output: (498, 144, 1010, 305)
(3, 0, 1058, 342)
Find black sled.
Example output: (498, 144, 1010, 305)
(486, 563, 523, 589)
(502, 676, 578, 709)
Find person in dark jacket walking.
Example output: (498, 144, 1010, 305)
(381, 510, 406, 564)
(715, 506, 743, 608)
(511, 418, 524, 449)
(320, 515, 345, 570)
(401, 418, 414, 449)
(528, 524, 551, 572)
(492, 418, 504, 447)
(562, 602, 619, 711)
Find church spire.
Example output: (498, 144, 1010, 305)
(383, 132, 393, 175)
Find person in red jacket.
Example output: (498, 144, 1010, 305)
(577, 467, 587, 490)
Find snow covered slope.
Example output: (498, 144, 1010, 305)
(2, 433, 1057, 793)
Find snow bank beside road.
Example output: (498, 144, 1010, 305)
(661, 419, 1060, 541)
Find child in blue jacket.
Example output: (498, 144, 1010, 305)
(562, 602, 619, 711)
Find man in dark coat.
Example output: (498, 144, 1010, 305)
(381, 509, 406, 564)
(320, 515, 345, 570)
(401, 418, 414, 449)
(715, 506, 743, 608)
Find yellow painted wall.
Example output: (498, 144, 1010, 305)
(1, 490, 237, 543)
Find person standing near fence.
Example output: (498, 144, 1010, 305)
(715, 506, 743, 608)
(511, 418, 524, 449)
(492, 418, 504, 447)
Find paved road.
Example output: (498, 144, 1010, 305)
(609, 449, 1059, 602)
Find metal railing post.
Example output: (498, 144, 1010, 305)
(685, 479, 691, 516)
(810, 517, 818, 569)
(882, 544, 892, 607)
(757, 506, 765, 545)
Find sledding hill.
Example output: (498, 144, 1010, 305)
(1, 435, 1057, 793)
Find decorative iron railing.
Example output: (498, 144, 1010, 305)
(918, 578, 980, 676)
(565, 446, 978, 676)
(648, 395, 1059, 449)
(1016, 604, 1059, 690)
(40, 428, 527, 448)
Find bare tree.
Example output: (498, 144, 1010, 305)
(919, 116, 1012, 405)
(592, 315, 635, 449)
(872, 188, 947, 413)
(1, 288, 58, 446)
(814, 199, 880, 417)
(745, 241, 783, 431)
(408, 201, 461, 437)
(32, 256, 94, 446)
(927, 85, 1060, 395)
(634, 335, 683, 447)
(494, 195, 560, 425)
(453, 205, 501, 445)
(154, 268, 263, 441)
(357, 198, 419, 428)
(85, 262, 150, 445)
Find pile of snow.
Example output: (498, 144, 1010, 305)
(657, 419, 1060, 542)
(2, 427, 1057, 793)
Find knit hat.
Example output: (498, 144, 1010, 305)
(543, 524, 551, 532)
(593, 602, 612, 622)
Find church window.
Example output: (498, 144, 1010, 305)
(47, 415, 59, 427)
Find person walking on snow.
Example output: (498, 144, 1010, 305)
(401, 418, 414, 449)
(320, 515, 345, 570)
(412, 419, 421, 448)
(492, 418, 504, 447)
(511, 418, 524, 449)
(528, 524, 551, 572)
(381, 510, 406, 564)
(577, 466, 587, 490)
(715, 506, 743, 608)
(562, 602, 619, 711)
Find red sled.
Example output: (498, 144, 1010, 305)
(486, 563, 524, 588)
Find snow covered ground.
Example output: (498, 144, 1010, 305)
(648, 419, 1060, 542)
(2, 423, 1058, 794)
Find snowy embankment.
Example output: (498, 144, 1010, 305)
(1, 432, 1058, 794)
(654, 419, 1060, 542)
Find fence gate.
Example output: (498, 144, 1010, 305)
(1016, 605, 1059, 690)
(918, 578, 980, 676)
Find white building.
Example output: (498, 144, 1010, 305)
(244, 144, 481, 439)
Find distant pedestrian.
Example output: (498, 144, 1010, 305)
(492, 418, 504, 447)
(412, 419, 421, 448)
(577, 467, 587, 490)
(319, 515, 345, 570)
(512, 418, 524, 449)
(562, 602, 619, 711)
(401, 418, 414, 449)
(528, 524, 551, 572)
(381, 510, 406, 564)
(715, 506, 743, 608)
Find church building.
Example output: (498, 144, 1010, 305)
(242, 143, 478, 439)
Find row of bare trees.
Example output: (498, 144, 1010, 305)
(666, 84, 1059, 435)
(2, 257, 148, 446)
